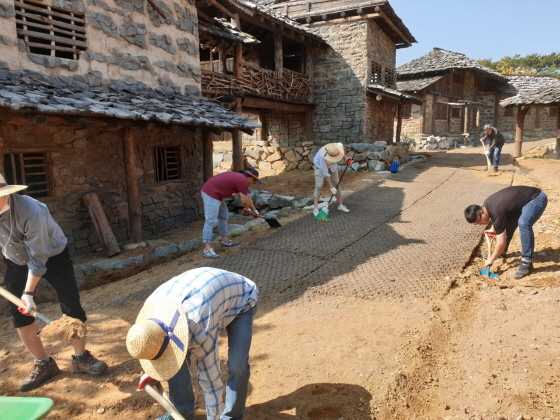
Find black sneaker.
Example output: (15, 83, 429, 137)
(72, 350, 108, 376)
(18, 357, 61, 392)
(514, 262, 533, 279)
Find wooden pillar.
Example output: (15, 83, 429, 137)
(202, 129, 213, 181)
(233, 42, 242, 78)
(232, 98, 243, 171)
(259, 110, 268, 143)
(122, 127, 142, 244)
(82, 193, 120, 257)
(395, 103, 402, 144)
(556, 104, 560, 160)
(305, 110, 314, 143)
(274, 29, 283, 78)
(514, 106, 529, 158)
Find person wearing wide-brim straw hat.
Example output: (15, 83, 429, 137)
(127, 267, 259, 420)
(312, 143, 353, 216)
(0, 173, 107, 393)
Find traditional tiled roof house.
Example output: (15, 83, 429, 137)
(500, 76, 560, 157)
(396, 48, 509, 143)
(0, 0, 257, 255)
(259, 0, 423, 146)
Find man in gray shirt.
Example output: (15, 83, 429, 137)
(0, 174, 107, 392)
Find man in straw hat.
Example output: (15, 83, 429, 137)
(200, 169, 262, 259)
(312, 142, 353, 216)
(127, 267, 259, 420)
(0, 173, 107, 392)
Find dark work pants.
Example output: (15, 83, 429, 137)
(3, 247, 87, 328)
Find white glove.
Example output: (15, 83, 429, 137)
(330, 186, 337, 195)
(20, 294, 36, 314)
(484, 151, 490, 155)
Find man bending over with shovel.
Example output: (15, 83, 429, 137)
(464, 186, 548, 279)
(312, 143, 353, 216)
(127, 267, 259, 420)
(201, 169, 261, 259)
(0, 174, 107, 392)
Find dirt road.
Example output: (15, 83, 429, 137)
(0, 139, 559, 420)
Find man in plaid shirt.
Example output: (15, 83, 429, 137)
(127, 267, 259, 420)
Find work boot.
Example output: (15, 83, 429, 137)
(18, 357, 61, 392)
(514, 261, 533, 279)
(72, 350, 108, 376)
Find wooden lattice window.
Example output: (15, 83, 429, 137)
(503, 107, 514, 117)
(450, 107, 461, 118)
(550, 106, 558, 117)
(384, 68, 394, 88)
(3, 152, 51, 198)
(401, 104, 411, 119)
(371, 61, 382, 84)
(154, 147, 181, 182)
(15, 0, 86, 60)
(435, 103, 448, 120)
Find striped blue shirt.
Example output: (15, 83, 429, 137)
(149, 267, 259, 419)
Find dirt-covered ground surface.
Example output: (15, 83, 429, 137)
(1, 139, 559, 420)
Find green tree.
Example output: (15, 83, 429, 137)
(478, 52, 560, 78)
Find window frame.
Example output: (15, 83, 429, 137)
(153, 146, 183, 183)
(3, 151, 53, 198)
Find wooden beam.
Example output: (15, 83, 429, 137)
(274, 29, 283, 78)
(233, 41, 243, 77)
(82, 193, 121, 257)
(197, 8, 213, 23)
(308, 13, 379, 26)
(202, 129, 213, 182)
(395, 104, 402, 144)
(242, 95, 315, 113)
(146, 0, 168, 19)
(374, 6, 411, 47)
(206, 0, 235, 19)
(514, 106, 530, 158)
(122, 127, 142, 244)
(556, 104, 560, 160)
(232, 99, 243, 171)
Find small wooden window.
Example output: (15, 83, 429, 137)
(503, 107, 514, 117)
(3, 152, 51, 198)
(15, 0, 86, 60)
(401, 104, 411, 119)
(154, 147, 181, 182)
(452, 72, 463, 84)
(550, 106, 558, 117)
(435, 103, 448, 120)
(450, 107, 461, 118)
(384, 68, 394, 88)
(371, 61, 382, 84)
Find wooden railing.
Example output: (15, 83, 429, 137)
(201, 62, 311, 102)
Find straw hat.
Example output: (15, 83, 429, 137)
(0, 174, 27, 197)
(322, 143, 345, 163)
(126, 297, 190, 381)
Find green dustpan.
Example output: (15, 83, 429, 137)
(0, 396, 53, 420)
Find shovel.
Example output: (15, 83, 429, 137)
(479, 233, 499, 279)
(0, 286, 87, 340)
(143, 381, 187, 420)
(257, 214, 281, 228)
(481, 141, 493, 172)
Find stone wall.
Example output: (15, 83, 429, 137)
(0, 0, 200, 95)
(0, 121, 203, 256)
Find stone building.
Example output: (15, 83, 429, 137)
(267, 0, 422, 145)
(396, 48, 509, 145)
(0, 0, 256, 256)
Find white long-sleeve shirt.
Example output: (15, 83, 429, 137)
(313, 143, 344, 178)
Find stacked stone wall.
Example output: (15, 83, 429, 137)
(0, 0, 200, 95)
(0, 122, 203, 256)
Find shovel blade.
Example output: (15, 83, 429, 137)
(264, 217, 281, 228)
(479, 266, 499, 279)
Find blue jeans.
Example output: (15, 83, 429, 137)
(488, 144, 503, 169)
(167, 307, 256, 420)
(202, 191, 229, 243)
(518, 191, 548, 262)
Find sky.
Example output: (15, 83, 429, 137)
(392, 0, 560, 67)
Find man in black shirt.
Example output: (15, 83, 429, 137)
(464, 186, 548, 279)
(480, 124, 505, 172)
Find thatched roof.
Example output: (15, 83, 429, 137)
(397, 48, 506, 81)
(0, 73, 258, 133)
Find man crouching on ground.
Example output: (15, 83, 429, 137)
(127, 267, 259, 420)
(464, 185, 548, 279)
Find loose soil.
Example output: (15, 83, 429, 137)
(0, 142, 559, 420)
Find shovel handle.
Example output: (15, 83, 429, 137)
(144, 383, 187, 420)
(0, 286, 52, 324)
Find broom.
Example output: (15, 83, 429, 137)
(315, 163, 351, 222)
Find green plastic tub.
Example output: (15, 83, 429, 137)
(0, 396, 54, 420)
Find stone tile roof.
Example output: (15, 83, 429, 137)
(367, 84, 424, 104)
(199, 18, 260, 45)
(500, 77, 560, 107)
(0, 73, 259, 132)
(502, 74, 560, 95)
(397, 48, 506, 81)
(397, 75, 444, 92)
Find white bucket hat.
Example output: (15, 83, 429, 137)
(126, 298, 190, 381)
(322, 143, 345, 163)
(0, 173, 28, 197)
